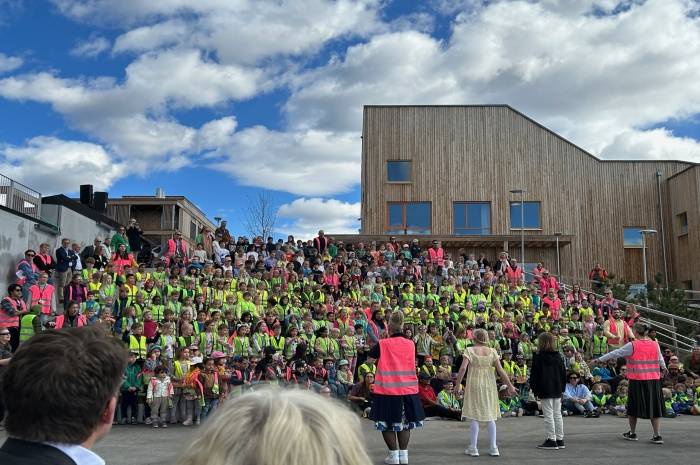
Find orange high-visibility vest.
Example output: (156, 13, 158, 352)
(0, 296, 25, 328)
(626, 339, 661, 381)
(29, 284, 54, 314)
(373, 337, 419, 396)
(607, 318, 629, 346)
(428, 248, 444, 267)
(54, 314, 87, 329)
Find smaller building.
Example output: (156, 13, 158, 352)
(106, 190, 216, 248)
(42, 195, 120, 247)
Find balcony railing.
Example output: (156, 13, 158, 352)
(0, 172, 42, 219)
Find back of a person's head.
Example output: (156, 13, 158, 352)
(537, 331, 556, 353)
(177, 388, 371, 465)
(2, 326, 127, 443)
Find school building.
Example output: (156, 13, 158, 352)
(336, 105, 700, 290)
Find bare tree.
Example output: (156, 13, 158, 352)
(243, 192, 278, 240)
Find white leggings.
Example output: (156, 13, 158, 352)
(470, 420, 497, 449)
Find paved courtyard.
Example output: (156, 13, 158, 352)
(35, 414, 697, 464)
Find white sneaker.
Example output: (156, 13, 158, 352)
(465, 447, 479, 457)
(489, 447, 500, 457)
(384, 452, 400, 464)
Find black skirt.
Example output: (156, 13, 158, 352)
(371, 394, 426, 431)
(627, 379, 664, 419)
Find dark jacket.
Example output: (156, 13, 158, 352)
(530, 350, 567, 399)
(0, 438, 77, 465)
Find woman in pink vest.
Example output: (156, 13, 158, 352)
(595, 322, 665, 444)
(370, 311, 424, 465)
(111, 244, 137, 275)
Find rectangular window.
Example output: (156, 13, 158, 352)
(677, 212, 688, 236)
(387, 161, 412, 182)
(623, 227, 643, 247)
(190, 221, 197, 240)
(453, 202, 491, 235)
(510, 201, 541, 229)
(386, 202, 431, 234)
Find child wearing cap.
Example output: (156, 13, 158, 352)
(336, 359, 353, 399)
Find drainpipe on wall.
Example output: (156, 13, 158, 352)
(656, 171, 669, 287)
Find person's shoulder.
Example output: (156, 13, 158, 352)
(0, 439, 76, 465)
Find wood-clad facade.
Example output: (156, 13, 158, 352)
(356, 105, 698, 287)
(667, 166, 700, 288)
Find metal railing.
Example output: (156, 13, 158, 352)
(0, 172, 42, 219)
(524, 271, 699, 354)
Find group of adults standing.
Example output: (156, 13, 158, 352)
(372, 315, 667, 464)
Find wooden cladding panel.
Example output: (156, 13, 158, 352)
(362, 106, 692, 284)
(667, 167, 700, 287)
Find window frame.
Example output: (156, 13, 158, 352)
(453, 201, 492, 235)
(677, 212, 688, 237)
(386, 160, 412, 183)
(623, 227, 644, 248)
(385, 201, 432, 235)
(509, 201, 542, 230)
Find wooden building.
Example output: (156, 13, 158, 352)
(106, 192, 216, 248)
(337, 105, 699, 289)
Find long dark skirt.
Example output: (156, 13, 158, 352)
(627, 379, 663, 419)
(371, 394, 426, 432)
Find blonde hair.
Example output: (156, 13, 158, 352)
(473, 328, 489, 345)
(388, 310, 404, 335)
(176, 389, 371, 465)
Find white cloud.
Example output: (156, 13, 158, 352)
(601, 128, 700, 162)
(277, 197, 360, 240)
(70, 36, 110, 57)
(210, 127, 360, 196)
(56, 0, 383, 64)
(0, 52, 22, 73)
(285, 0, 700, 161)
(0, 136, 126, 194)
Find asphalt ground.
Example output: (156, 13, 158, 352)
(5, 412, 690, 464)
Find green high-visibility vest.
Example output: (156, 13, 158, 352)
(19, 314, 37, 342)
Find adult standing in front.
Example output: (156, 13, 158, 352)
(33, 243, 55, 281)
(111, 225, 130, 253)
(314, 230, 328, 254)
(604, 309, 634, 350)
(454, 328, 516, 457)
(595, 322, 666, 444)
(530, 331, 567, 450)
(54, 238, 73, 306)
(165, 231, 189, 267)
(126, 218, 143, 253)
(427, 240, 444, 270)
(0, 326, 127, 465)
(0, 284, 28, 351)
(370, 311, 424, 465)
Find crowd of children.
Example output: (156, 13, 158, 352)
(7, 232, 700, 426)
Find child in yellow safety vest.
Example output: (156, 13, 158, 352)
(591, 383, 611, 414)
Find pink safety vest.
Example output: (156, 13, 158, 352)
(428, 247, 444, 267)
(626, 339, 661, 381)
(373, 337, 419, 396)
(0, 296, 25, 328)
(30, 284, 54, 314)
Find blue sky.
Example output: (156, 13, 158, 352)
(1, 0, 699, 239)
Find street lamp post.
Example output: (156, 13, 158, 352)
(510, 189, 526, 266)
(554, 232, 563, 279)
(640, 229, 657, 307)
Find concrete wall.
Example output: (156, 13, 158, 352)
(0, 209, 59, 295)
(43, 205, 116, 247)
(0, 205, 117, 295)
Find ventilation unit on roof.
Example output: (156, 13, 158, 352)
(155, 187, 165, 198)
